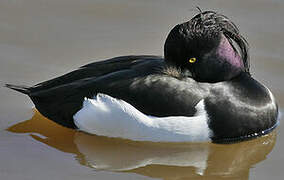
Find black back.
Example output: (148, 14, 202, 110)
(25, 56, 205, 128)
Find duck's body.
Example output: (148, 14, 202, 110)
(6, 11, 279, 143)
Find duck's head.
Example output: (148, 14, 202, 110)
(164, 11, 250, 82)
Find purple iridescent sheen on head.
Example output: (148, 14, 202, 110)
(217, 36, 244, 69)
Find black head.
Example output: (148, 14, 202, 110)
(164, 11, 250, 82)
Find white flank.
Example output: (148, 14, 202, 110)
(73, 93, 212, 142)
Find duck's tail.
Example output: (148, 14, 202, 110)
(5, 84, 31, 95)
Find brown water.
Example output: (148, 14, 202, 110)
(0, 0, 284, 179)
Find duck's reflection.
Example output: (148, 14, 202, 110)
(8, 110, 277, 179)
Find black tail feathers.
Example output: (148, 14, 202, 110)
(5, 84, 31, 95)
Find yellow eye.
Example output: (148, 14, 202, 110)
(189, 57, 197, 63)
